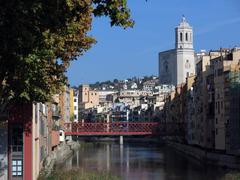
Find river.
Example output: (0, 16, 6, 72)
(57, 141, 233, 180)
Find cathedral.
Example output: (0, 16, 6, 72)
(159, 16, 195, 85)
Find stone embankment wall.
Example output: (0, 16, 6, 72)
(167, 141, 240, 169)
(41, 141, 80, 176)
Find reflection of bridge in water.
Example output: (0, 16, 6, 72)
(64, 122, 185, 136)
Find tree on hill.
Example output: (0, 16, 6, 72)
(0, 0, 134, 117)
(113, 79, 119, 84)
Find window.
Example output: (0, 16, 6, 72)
(186, 72, 189, 77)
(216, 128, 218, 135)
(74, 115, 77, 119)
(12, 160, 22, 177)
(180, 32, 183, 41)
(74, 98, 77, 102)
(216, 118, 218, 124)
(11, 125, 23, 152)
(186, 33, 188, 41)
(74, 106, 77, 110)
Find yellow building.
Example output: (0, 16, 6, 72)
(70, 88, 74, 121)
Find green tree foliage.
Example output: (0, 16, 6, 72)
(0, 0, 133, 115)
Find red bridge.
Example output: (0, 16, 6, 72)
(64, 122, 185, 136)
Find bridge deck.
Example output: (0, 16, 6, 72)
(64, 122, 185, 136)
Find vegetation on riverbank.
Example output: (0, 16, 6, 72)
(223, 173, 240, 180)
(38, 169, 120, 180)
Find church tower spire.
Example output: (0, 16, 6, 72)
(175, 15, 193, 49)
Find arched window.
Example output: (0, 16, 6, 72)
(186, 33, 188, 41)
(180, 32, 183, 42)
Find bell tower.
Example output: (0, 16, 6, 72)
(175, 16, 193, 49)
(159, 15, 195, 86)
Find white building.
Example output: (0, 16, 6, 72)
(130, 82, 138, 89)
(143, 80, 157, 92)
(98, 90, 116, 103)
(159, 16, 195, 85)
(154, 84, 175, 94)
(123, 83, 128, 90)
(73, 90, 78, 122)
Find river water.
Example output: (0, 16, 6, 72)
(58, 141, 232, 180)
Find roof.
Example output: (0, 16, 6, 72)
(177, 15, 192, 29)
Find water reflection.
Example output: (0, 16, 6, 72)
(60, 142, 230, 180)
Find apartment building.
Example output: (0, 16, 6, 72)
(184, 75, 195, 145)
(59, 86, 71, 125)
(5, 101, 61, 180)
(225, 65, 240, 154)
(70, 88, 79, 122)
(118, 90, 153, 109)
(191, 51, 222, 148)
(73, 90, 79, 122)
(212, 48, 240, 152)
(70, 89, 74, 121)
(79, 84, 99, 110)
(183, 48, 240, 153)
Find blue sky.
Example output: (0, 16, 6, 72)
(67, 0, 240, 86)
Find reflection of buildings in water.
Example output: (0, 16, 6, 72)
(76, 150, 79, 167)
(126, 146, 130, 178)
(60, 143, 227, 180)
(120, 144, 123, 174)
(106, 144, 110, 171)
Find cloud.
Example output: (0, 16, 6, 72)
(196, 17, 240, 36)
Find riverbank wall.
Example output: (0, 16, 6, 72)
(40, 141, 80, 177)
(167, 141, 240, 169)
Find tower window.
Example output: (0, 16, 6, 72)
(186, 33, 188, 41)
(180, 33, 183, 41)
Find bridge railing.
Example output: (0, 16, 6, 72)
(64, 122, 185, 136)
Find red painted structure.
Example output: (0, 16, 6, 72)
(8, 103, 32, 180)
(64, 122, 185, 136)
